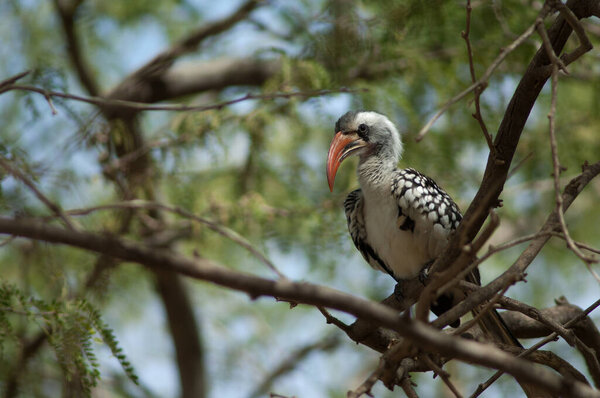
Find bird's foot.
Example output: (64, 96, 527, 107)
(393, 281, 405, 301)
(418, 259, 435, 285)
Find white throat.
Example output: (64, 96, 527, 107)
(357, 156, 397, 194)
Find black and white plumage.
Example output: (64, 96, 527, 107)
(326, 111, 522, 343)
(328, 111, 462, 281)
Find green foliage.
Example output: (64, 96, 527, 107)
(0, 282, 138, 397)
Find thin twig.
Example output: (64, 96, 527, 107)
(546, 48, 598, 269)
(318, 307, 350, 331)
(430, 160, 600, 331)
(425, 211, 499, 317)
(554, 1, 594, 65)
(422, 354, 463, 398)
(0, 71, 30, 89)
(416, 4, 551, 141)
(0, 84, 366, 114)
(64, 200, 286, 278)
(548, 231, 600, 255)
(460, 282, 577, 346)
(436, 231, 550, 302)
(536, 18, 569, 73)
(0, 156, 76, 230)
(573, 336, 600, 386)
(462, 0, 495, 153)
(507, 151, 534, 180)
(347, 358, 387, 398)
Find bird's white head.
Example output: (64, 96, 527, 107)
(326, 111, 403, 191)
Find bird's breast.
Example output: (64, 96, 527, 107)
(362, 192, 429, 279)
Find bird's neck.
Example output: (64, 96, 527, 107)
(357, 156, 397, 194)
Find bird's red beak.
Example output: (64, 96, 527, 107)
(326, 131, 366, 192)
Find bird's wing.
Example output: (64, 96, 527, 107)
(344, 189, 398, 280)
(390, 170, 522, 346)
(391, 168, 462, 259)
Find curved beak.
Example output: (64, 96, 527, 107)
(326, 131, 367, 192)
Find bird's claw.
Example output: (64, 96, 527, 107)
(393, 282, 405, 301)
(418, 259, 435, 285)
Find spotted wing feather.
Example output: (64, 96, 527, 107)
(391, 168, 462, 259)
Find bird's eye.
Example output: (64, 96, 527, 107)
(358, 124, 369, 135)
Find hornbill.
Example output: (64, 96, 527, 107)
(326, 110, 518, 344)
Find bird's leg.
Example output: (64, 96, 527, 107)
(418, 259, 435, 285)
(394, 259, 436, 301)
(393, 279, 408, 301)
(418, 258, 461, 327)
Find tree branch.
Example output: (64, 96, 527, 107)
(53, 0, 99, 96)
(1, 83, 355, 114)
(249, 334, 340, 398)
(432, 160, 600, 329)
(429, 0, 597, 280)
(105, 0, 265, 110)
(155, 269, 205, 398)
(0, 218, 599, 397)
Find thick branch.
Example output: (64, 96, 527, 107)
(0, 219, 598, 397)
(106, 0, 265, 110)
(155, 269, 205, 398)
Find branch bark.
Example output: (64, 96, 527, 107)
(1, 218, 600, 397)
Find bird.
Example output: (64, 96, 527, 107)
(326, 110, 516, 337)
(326, 111, 551, 398)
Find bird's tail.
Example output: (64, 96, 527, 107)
(465, 270, 521, 346)
(473, 305, 522, 347)
(466, 272, 554, 397)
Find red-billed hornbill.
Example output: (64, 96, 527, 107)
(327, 110, 519, 342)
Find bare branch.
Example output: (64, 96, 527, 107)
(0, 155, 76, 230)
(0, 71, 30, 89)
(460, 281, 576, 346)
(426, 0, 599, 294)
(461, 0, 495, 153)
(416, 2, 551, 141)
(0, 84, 363, 115)
(105, 0, 266, 110)
(347, 357, 386, 398)
(53, 0, 100, 96)
(116, 0, 264, 83)
(64, 200, 285, 278)
(422, 354, 463, 398)
(547, 50, 598, 268)
(0, 218, 599, 397)
(250, 335, 340, 398)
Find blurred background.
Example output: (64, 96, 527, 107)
(1, 0, 599, 397)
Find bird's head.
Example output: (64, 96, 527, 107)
(326, 111, 403, 191)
